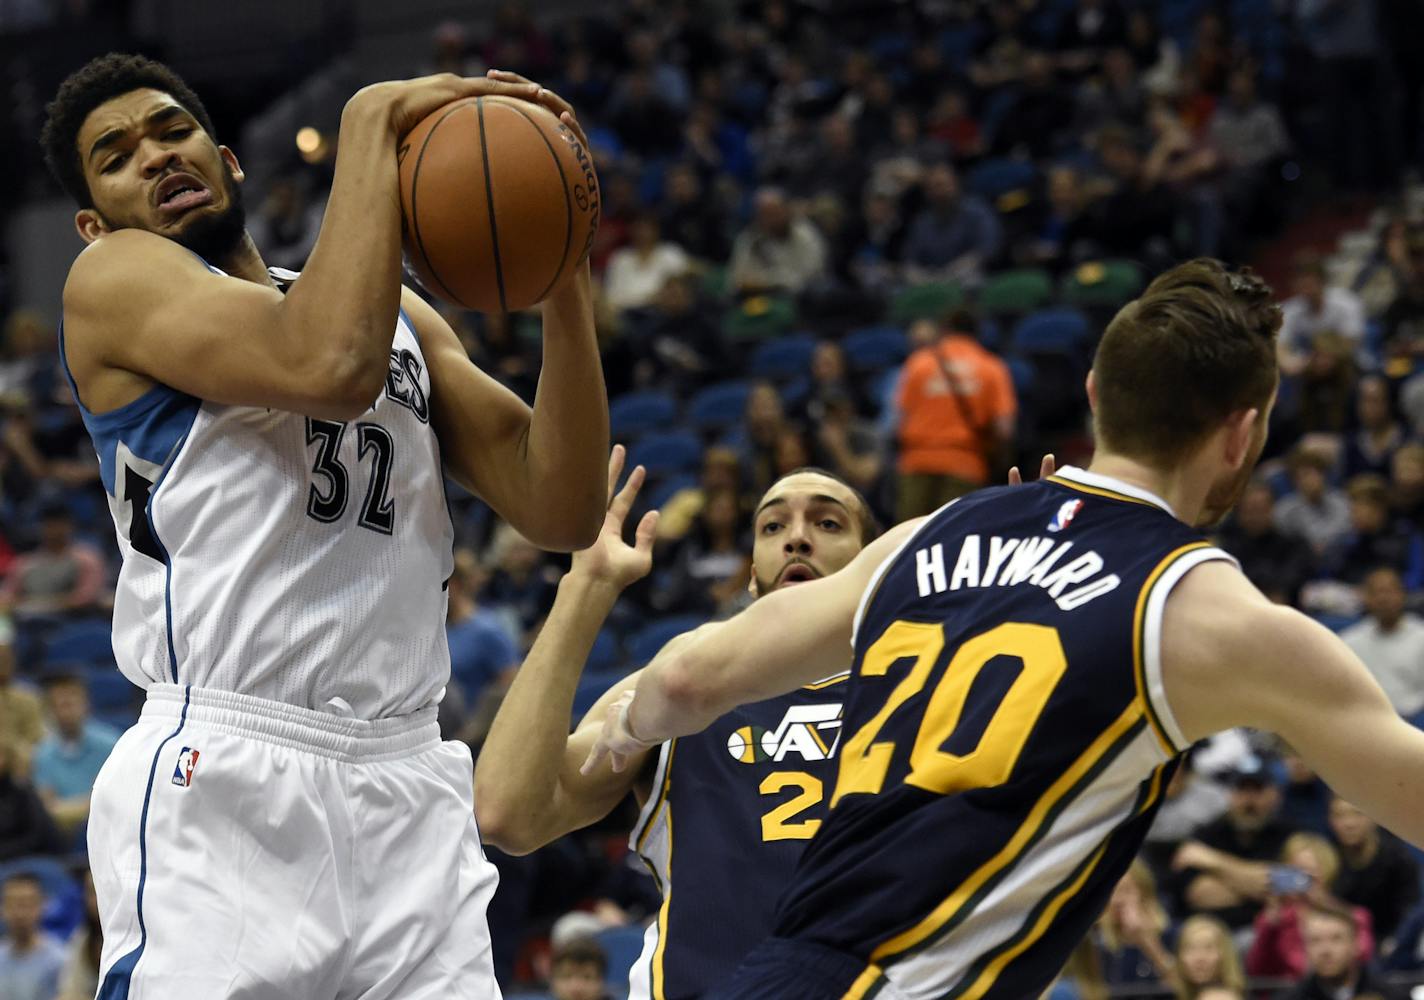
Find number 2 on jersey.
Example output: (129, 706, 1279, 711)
(760, 772, 823, 841)
(831, 621, 1067, 807)
(306, 418, 397, 534)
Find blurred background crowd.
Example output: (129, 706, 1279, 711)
(5, 0, 1424, 997)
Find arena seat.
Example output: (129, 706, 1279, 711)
(750, 333, 816, 380)
(629, 432, 703, 477)
(687, 381, 753, 431)
(84, 666, 139, 711)
(627, 614, 709, 665)
(967, 157, 1038, 201)
(722, 295, 795, 340)
(610, 391, 678, 439)
(1012, 308, 1092, 356)
(646, 473, 698, 512)
(889, 281, 964, 324)
(43, 620, 113, 666)
(843, 326, 911, 372)
(980, 267, 1054, 317)
(1060, 259, 1146, 309)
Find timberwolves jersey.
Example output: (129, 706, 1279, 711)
(629, 674, 849, 999)
(59, 266, 454, 718)
(769, 466, 1232, 1000)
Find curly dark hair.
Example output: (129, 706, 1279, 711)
(41, 52, 218, 209)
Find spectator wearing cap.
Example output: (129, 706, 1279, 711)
(1340, 567, 1424, 722)
(548, 936, 610, 1000)
(728, 188, 828, 297)
(31, 672, 120, 837)
(894, 309, 1016, 520)
(1323, 476, 1423, 587)
(1246, 833, 1375, 981)
(1274, 446, 1352, 559)
(1285, 908, 1403, 1000)
(901, 164, 1002, 286)
(0, 873, 65, 1000)
(1278, 253, 1366, 377)
(1171, 755, 1296, 932)
(0, 503, 108, 620)
(1329, 796, 1420, 944)
(1341, 376, 1404, 482)
(1214, 480, 1315, 605)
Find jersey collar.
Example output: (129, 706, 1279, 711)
(1050, 465, 1177, 518)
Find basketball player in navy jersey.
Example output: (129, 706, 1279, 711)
(43, 54, 606, 997)
(588, 259, 1424, 1000)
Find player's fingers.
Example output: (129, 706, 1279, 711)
(579, 742, 608, 776)
(606, 445, 626, 504)
(608, 465, 646, 526)
(560, 110, 591, 152)
(1040, 454, 1056, 479)
(634, 510, 660, 553)
(1008, 466, 1022, 486)
(485, 68, 535, 87)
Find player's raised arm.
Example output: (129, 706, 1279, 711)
(475, 447, 660, 853)
(1164, 562, 1424, 847)
(61, 72, 540, 420)
(416, 71, 607, 550)
(584, 517, 926, 773)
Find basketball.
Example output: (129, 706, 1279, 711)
(397, 95, 599, 313)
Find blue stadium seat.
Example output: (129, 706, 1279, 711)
(629, 432, 703, 478)
(646, 473, 697, 511)
(1012, 308, 1092, 356)
(749, 333, 816, 380)
(628, 615, 708, 665)
(843, 326, 910, 372)
(687, 380, 753, 431)
(85, 666, 139, 711)
(572, 669, 630, 720)
(586, 627, 623, 674)
(967, 158, 1038, 201)
(610, 391, 678, 439)
(95, 705, 141, 734)
(43, 620, 113, 666)
(598, 924, 651, 990)
(1311, 612, 1360, 634)
(1008, 358, 1037, 398)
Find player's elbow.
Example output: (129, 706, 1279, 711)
(657, 654, 721, 720)
(316, 353, 388, 420)
(473, 802, 546, 856)
(517, 503, 603, 554)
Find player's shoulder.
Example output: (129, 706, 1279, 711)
(64, 230, 203, 307)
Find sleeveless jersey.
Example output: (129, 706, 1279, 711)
(59, 266, 454, 719)
(770, 466, 1233, 1000)
(629, 674, 849, 1000)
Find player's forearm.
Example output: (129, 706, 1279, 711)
(278, 98, 405, 406)
(519, 263, 607, 550)
(474, 572, 620, 851)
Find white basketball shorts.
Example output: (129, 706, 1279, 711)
(89, 683, 501, 999)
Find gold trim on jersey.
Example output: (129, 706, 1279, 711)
(866, 699, 1146, 965)
(841, 964, 887, 1000)
(1045, 475, 1161, 509)
(636, 740, 677, 1000)
(1132, 542, 1211, 756)
(804, 672, 851, 691)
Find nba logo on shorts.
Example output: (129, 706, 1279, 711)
(171, 747, 200, 787)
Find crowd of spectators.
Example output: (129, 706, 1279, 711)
(6, 0, 1424, 997)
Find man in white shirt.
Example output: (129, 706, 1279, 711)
(1341, 566, 1424, 720)
(1279, 251, 1366, 374)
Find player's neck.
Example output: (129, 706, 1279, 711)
(1082, 452, 1207, 526)
(215, 232, 279, 289)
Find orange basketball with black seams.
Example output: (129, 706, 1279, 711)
(397, 95, 599, 313)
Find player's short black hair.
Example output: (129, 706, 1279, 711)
(41, 52, 218, 209)
(770, 466, 881, 543)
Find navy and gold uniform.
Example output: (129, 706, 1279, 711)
(628, 673, 849, 999)
(713, 466, 1232, 1000)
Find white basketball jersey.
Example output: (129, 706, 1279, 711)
(61, 266, 455, 719)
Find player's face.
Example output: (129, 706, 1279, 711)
(750, 472, 865, 597)
(74, 88, 247, 261)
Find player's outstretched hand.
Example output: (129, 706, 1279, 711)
(347, 72, 541, 140)
(569, 445, 659, 591)
(485, 69, 590, 150)
(581, 690, 659, 775)
(1008, 454, 1056, 486)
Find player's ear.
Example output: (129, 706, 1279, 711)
(74, 208, 109, 245)
(1084, 369, 1098, 411)
(747, 571, 760, 599)
(219, 145, 245, 183)
(1224, 407, 1260, 468)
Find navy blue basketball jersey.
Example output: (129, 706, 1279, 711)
(628, 674, 849, 999)
(769, 466, 1232, 1000)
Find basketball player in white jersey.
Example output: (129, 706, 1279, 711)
(42, 54, 608, 998)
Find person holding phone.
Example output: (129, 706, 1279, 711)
(1247, 832, 1375, 981)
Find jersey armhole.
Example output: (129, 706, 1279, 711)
(850, 499, 960, 649)
(1140, 546, 1239, 757)
(629, 739, 673, 851)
